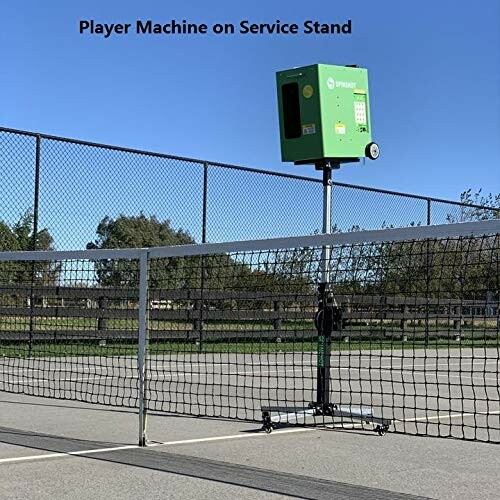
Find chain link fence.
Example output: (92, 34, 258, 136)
(1, 126, 499, 251)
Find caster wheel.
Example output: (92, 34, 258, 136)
(365, 142, 380, 160)
(262, 413, 274, 433)
(375, 425, 388, 436)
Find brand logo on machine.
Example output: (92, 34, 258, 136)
(327, 77, 356, 89)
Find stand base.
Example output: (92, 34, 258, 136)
(261, 404, 391, 436)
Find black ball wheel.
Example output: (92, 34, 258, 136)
(366, 142, 380, 160)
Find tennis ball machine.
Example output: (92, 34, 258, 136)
(261, 63, 390, 435)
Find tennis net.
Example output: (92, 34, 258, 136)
(0, 220, 498, 444)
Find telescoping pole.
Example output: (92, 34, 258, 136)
(321, 166, 332, 284)
(315, 163, 337, 409)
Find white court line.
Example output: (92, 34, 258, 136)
(0, 367, 117, 376)
(0, 368, 309, 385)
(398, 409, 500, 423)
(0, 444, 138, 464)
(348, 358, 499, 368)
(6, 366, 322, 384)
(152, 427, 311, 447)
(2, 358, 496, 377)
(328, 409, 500, 430)
(149, 366, 498, 383)
(0, 362, 305, 375)
(2, 364, 498, 385)
(0, 408, 484, 460)
(151, 365, 497, 383)
(0, 367, 312, 382)
(0, 408, 497, 466)
(344, 367, 499, 383)
(0, 428, 310, 466)
(380, 360, 499, 369)
(4, 375, 121, 384)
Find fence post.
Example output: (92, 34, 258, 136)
(28, 135, 41, 357)
(138, 250, 149, 447)
(198, 162, 209, 351)
(273, 301, 282, 336)
(97, 296, 108, 332)
(453, 304, 462, 340)
(202, 162, 208, 244)
(193, 298, 203, 345)
(400, 304, 408, 341)
(425, 198, 431, 346)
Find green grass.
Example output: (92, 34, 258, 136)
(1, 337, 498, 358)
(1, 316, 497, 333)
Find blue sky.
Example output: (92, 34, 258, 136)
(1, 0, 499, 247)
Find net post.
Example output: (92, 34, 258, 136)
(138, 249, 149, 447)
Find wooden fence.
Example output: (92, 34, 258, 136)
(0, 284, 498, 342)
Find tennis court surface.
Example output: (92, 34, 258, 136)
(2, 348, 498, 442)
(0, 220, 498, 498)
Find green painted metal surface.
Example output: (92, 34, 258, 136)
(277, 64, 373, 163)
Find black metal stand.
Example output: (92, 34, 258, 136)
(261, 160, 391, 436)
(261, 289, 391, 436)
(315, 282, 336, 409)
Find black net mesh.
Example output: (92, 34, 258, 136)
(145, 231, 499, 442)
(0, 257, 140, 406)
(0, 217, 498, 444)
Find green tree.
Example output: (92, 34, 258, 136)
(321, 199, 499, 303)
(90, 214, 319, 315)
(90, 214, 247, 291)
(429, 190, 498, 299)
(360, 190, 499, 299)
(93, 214, 195, 249)
(0, 221, 19, 252)
(0, 213, 58, 285)
(91, 214, 196, 288)
(447, 189, 500, 222)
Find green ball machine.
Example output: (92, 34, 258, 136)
(261, 63, 390, 436)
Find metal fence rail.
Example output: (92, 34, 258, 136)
(1, 126, 498, 251)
